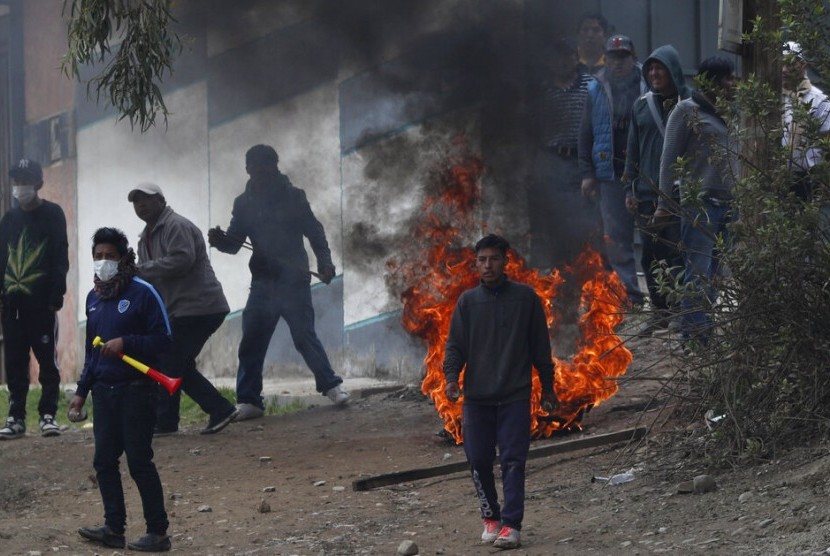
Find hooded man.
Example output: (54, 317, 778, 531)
(623, 45, 692, 335)
(208, 144, 349, 419)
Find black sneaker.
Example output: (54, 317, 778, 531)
(200, 407, 239, 435)
(78, 525, 126, 548)
(39, 414, 61, 437)
(128, 533, 171, 552)
(0, 417, 25, 440)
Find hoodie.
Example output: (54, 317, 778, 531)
(623, 45, 692, 201)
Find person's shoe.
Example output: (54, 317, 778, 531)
(39, 414, 61, 437)
(492, 526, 521, 549)
(481, 518, 501, 543)
(78, 525, 126, 548)
(201, 406, 239, 434)
(128, 532, 172, 552)
(0, 417, 25, 440)
(235, 403, 264, 421)
(153, 426, 179, 438)
(325, 385, 350, 406)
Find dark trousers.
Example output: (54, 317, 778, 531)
(156, 312, 233, 430)
(462, 399, 531, 530)
(236, 280, 341, 408)
(92, 382, 168, 536)
(636, 200, 684, 314)
(528, 150, 601, 270)
(1, 305, 60, 420)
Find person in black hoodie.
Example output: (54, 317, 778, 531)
(208, 144, 348, 420)
(0, 158, 68, 440)
(443, 234, 558, 550)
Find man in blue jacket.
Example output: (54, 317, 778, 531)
(443, 234, 558, 550)
(579, 35, 647, 307)
(70, 227, 173, 552)
(623, 45, 691, 335)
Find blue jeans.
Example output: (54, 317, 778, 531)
(92, 382, 168, 535)
(680, 201, 732, 340)
(156, 312, 235, 430)
(600, 181, 642, 305)
(529, 151, 601, 269)
(462, 399, 531, 530)
(236, 279, 342, 408)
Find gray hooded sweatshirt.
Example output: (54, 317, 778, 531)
(623, 45, 692, 201)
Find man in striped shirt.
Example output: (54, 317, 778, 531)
(528, 39, 598, 272)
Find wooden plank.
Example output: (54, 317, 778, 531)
(352, 426, 647, 491)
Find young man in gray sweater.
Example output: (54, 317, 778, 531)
(443, 234, 558, 549)
(654, 56, 738, 343)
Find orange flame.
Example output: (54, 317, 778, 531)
(390, 141, 632, 444)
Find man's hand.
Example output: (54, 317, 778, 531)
(318, 265, 336, 285)
(581, 177, 598, 200)
(444, 381, 461, 402)
(207, 226, 226, 247)
(648, 207, 673, 231)
(625, 195, 638, 215)
(67, 395, 87, 422)
(100, 337, 125, 357)
(541, 391, 559, 413)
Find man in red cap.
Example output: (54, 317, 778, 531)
(579, 34, 647, 308)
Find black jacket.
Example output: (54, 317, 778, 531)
(443, 277, 554, 405)
(0, 200, 69, 309)
(213, 172, 334, 284)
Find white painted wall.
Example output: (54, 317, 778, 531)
(207, 83, 342, 311)
(75, 82, 210, 322)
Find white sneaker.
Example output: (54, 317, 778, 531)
(481, 519, 500, 543)
(0, 417, 25, 440)
(325, 385, 350, 406)
(39, 414, 61, 437)
(235, 403, 264, 421)
(493, 526, 521, 549)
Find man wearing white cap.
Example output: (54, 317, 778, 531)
(129, 183, 238, 435)
(782, 41, 830, 203)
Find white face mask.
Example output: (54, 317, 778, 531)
(12, 185, 36, 205)
(94, 259, 119, 282)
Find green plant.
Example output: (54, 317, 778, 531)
(62, 0, 182, 132)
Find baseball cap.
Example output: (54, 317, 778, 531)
(783, 41, 804, 60)
(127, 182, 165, 202)
(9, 158, 43, 183)
(605, 34, 635, 54)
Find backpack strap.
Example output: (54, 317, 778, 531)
(645, 92, 665, 137)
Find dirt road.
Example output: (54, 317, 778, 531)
(1, 335, 829, 555)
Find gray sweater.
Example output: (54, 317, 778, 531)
(658, 91, 738, 210)
(137, 206, 230, 319)
(443, 277, 554, 405)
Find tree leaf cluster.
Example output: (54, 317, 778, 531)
(61, 0, 182, 132)
(660, 0, 830, 465)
